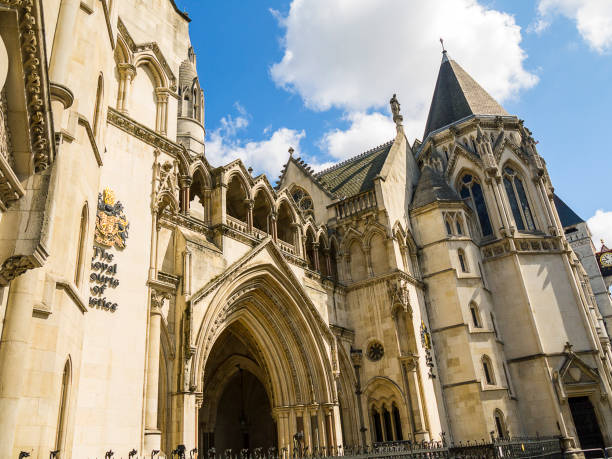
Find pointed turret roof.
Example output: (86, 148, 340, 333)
(411, 165, 461, 210)
(423, 50, 508, 139)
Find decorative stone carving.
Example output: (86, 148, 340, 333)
(0, 0, 55, 172)
(0, 255, 36, 285)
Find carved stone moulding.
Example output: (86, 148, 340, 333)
(0, 0, 55, 173)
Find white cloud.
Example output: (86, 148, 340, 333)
(206, 105, 306, 179)
(271, 0, 537, 142)
(319, 112, 396, 161)
(536, 0, 612, 53)
(587, 210, 612, 248)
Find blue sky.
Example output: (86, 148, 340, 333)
(174, 0, 612, 243)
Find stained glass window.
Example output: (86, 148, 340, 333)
(459, 174, 493, 237)
(503, 167, 535, 231)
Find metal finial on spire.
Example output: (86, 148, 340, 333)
(440, 38, 446, 52)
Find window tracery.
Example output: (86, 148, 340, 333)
(459, 174, 493, 237)
(502, 166, 535, 231)
(290, 186, 314, 217)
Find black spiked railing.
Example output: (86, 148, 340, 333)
(28, 436, 562, 459)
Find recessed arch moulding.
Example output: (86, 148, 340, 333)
(188, 259, 343, 453)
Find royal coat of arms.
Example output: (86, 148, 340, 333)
(95, 188, 129, 249)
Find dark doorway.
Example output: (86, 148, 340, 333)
(214, 369, 276, 454)
(569, 396, 605, 454)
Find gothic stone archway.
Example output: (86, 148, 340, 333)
(194, 264, 342, 455)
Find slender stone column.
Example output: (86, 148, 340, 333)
(351, 351, 366, 446)
(318, 408, 327, 450)
(179, 176, 192, 215)
(246, 199, 254, 233)
(401, 358, 428, 440)
(49, 0, 80, 84)
(0, 269, 39, 456)
(303, 407, 312, 453)
(155, 88, 169, 136)
(271, 212, 278, 242)
(144, 290, 167, 453)
(312, 242, 320, 271)
(117, 64, 136, 113)
(324, 249, 332, 278)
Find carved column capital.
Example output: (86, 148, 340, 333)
(154, 87, 170, 104)
(151, 289, 170, 315)
(118, 63, 136, 80)
(350, 349, 363, 367)
(178, 175, 193, 189)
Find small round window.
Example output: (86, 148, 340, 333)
(367, 341, 384, 362)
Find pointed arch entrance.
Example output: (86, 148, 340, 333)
(199, 324, 276, 454)
(193, 263, 343, 455)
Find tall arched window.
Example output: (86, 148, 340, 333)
(445, 218, 453, 235)
(456, 216, 464, 235)
(392, 404, 403, 441)
(382, 406, 393, 441)
(92, 73, 104, 138)
(469, 302, 481, 328)
(458, 249, 468, 273)
(482, 355, 495, 385)
(494, 409, 507, 439)
(55, 359, 71, 457)
(459, 174, 493, 237)
(372, 408, 383, 443)
(74, 204, 88, 287)
(502, 166, 535, 231)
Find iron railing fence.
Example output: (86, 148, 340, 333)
(24, 436, 563, 459)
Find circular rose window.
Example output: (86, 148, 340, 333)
(367, 341, 384, 361)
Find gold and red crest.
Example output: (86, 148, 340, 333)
(95, 188, 129, 249)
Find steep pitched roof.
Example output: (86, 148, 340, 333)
(553, 194, 584, 227)
(423, 51, 508, 139)
(411, 166, 461, 209)
(315, 141, 393, 198)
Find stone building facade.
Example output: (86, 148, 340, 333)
(0, 0, 611, 458)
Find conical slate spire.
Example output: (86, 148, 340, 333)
(423, 50, 508, 139)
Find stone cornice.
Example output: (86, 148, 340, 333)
(107, 107, 185, 157)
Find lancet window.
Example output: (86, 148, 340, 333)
(55, 359, 71, 456)
(74, 204, 88, 287)
(459, 174, 493, 237)
(226, 175, 247, 223)
(276, 201, 295, 245)
(482, 355, 495, 385)
(470, 302, 481, 328)
(458, 249, 468, 273)
(371, 403, 403, 442)
(502, 166, 535, 231)
(494, 410, 507, 439)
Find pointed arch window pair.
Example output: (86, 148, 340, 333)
(502, 167, 535, 232)
(459, 174, 493, 237)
